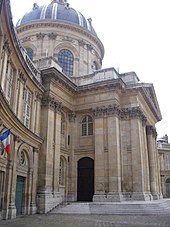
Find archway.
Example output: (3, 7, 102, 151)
(77, 157, 94, 201)
(166, 178, 170, 198)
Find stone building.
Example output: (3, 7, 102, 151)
(157, 135, 170, 198)
(0, 0, 163, 220)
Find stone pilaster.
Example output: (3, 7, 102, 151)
(93, 108, 106, 201)
(52, 108, 61, 197)
(121, 107, 151, 200)
(146, 126, 161, 200)
(107, 105, 122, 201)
(30, 148, 38, 214)
(37, 95, 62, 213)
(67, 111, 77, 201)
(5, 135, 17, 219)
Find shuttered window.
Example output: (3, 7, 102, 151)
(23, 88, 32, 128)
(5, 63, 13, 103)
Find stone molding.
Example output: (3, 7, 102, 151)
(93, 105, 147, 124)
(36, 32, 46, 40)
(41, 95, 62, 112)
(146, 125, 157, 138)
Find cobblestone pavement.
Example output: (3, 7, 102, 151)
(0, 214, 170, 227)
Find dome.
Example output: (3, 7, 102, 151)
(16, 0, 97, 36)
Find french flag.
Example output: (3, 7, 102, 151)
(0, 129, 11, 155)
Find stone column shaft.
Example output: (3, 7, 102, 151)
(93, 117, 105, 201)
(107, 116, 122, 201)
(146, 126, 160, 200)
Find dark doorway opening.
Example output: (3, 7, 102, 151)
(77, 157, 94, 201)
(15, 176, 25, 216)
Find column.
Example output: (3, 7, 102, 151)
(53, 107, 61, 198)
(146, 126, 161, 200)
(93, 108, 105, 201)
(107, 109, 122, 201)
(37, 96, 62, 213)
(5, 135, 18, 219)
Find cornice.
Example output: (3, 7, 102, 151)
(41, 68, 77, 94)
(3, 0, 44, 92)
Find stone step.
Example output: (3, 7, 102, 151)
(51, 199, 170, 215)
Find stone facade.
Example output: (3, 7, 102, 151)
(0, 0, 164, 220)
(157, 135, 170, 198)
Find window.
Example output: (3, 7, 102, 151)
(5, 62, 13, 103)
(81, 115, 93, 136)
(61, 114, 65, 135)
(0, 171, 5, 211)
(92, 61, 98, 71)
(23, 88, 32, 128)
(58, 49, 74, 76)
(26, 48, 33, 60)
(59, 158, 65, 186)
(164, 154, 170, 170)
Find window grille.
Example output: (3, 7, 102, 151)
(26, 48, 33, 60)
(58, 49, 74, 76)
(81, 116, 93, 136)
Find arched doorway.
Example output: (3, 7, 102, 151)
(77, 157, 94, 201)
(166, 178, 170, 198)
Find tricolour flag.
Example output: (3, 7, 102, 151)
(0, 129, 11, 154)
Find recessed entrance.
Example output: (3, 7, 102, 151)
(77, 157, 94, 201)
(15, 176, 25, 216)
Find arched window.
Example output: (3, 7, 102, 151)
(92, 61, 98, 71)
(58, 49, 74, 76)
(59, 158, 65, 186)
(81, 115, 93, 136)
(26, 48, 33, 60)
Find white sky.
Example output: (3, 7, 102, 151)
(10, 0, 170, 139)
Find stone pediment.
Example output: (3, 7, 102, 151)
(138, 83, 162, 122)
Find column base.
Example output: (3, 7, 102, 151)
(30, 202, 37, 214)
(37, 191, 62, 213)
(93, 192, 123, 202)
(7, 204, 16, 219)
(132, 192, 153, 201)
(152, 193, 161, 200)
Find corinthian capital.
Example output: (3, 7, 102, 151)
(41, 95, 62, 112)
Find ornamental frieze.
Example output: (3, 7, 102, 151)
(41, 95, 62, 112)
(93, 105, 147, 124)
(36, 32, 46, 40)
(48, 32, 57, 40)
